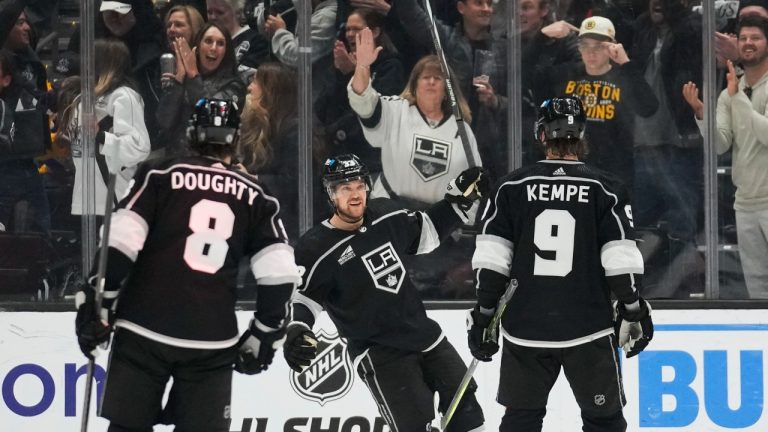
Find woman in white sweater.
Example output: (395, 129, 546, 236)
(57, 39, 150, 216)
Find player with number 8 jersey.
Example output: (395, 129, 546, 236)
(74, 98, 301, 431)
(470, 97, 653, 431)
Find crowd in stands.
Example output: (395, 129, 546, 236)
(0, 0, 766, 301)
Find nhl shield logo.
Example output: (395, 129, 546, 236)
(362, 242, 405, 294)
(289, 330, 354, 406)
(411, 135, 452, 181)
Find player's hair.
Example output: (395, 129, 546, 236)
(348, 8, 397, 54)
(736, 14, 768, 39)
(240, 62, 298, 170)
(195, 141, 235, 159)
(540, 137, 589, 160)
(401, 55, 472, 124)
(164, 5, 206, 45)
(193, 23, 237, 77)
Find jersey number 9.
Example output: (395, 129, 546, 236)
(533, 209, 575, 277)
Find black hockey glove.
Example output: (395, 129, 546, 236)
(283, 324, 318, 372)
(235, 318, 287, 375)
(614, 298, 654, 358)
(445, 167, 490, 209)
(74, 280, 113, 359)
(467, 306, 499, 362)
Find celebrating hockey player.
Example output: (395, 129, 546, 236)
(470, 97, 654, 431)
(285, 154, 488, 431)
(74, 98, 300, 431)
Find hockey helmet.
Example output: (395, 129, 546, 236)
(187, 98, 240, 148)
(322, 154, 372, 200)
(535, 96, 586, 142)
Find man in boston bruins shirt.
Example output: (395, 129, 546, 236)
(74, 99, 300, 431)
(284, 154, 488, 432)
(535, 16, 658, 190)
(469, 97, 654, 431)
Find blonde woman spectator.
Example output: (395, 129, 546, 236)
(164, 4, 205, 48)
(349, 28, 481, 208)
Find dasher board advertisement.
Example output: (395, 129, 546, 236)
(0, 310, 766, 431)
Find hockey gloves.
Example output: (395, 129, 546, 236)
(445, 167, 490, 222)
(235, 318, 287, 375)
(283, 324, 318, 372)
(614, 298, 654, 358)
(74, 280, 113, 359)
(467, 306, 499, 362)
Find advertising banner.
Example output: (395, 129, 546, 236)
(0, 309, 766, 431)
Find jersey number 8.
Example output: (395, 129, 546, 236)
(184, 199, 235, 274)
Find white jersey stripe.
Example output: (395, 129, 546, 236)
(601, 240, 644, 276)
(415, 212, 440, 255)
(501, 326, 614, 348)
(115, 320, 240, 349)
(250, 243, 301, 285)
(108, 209, 149, 261)
(473, 234, 514, 276)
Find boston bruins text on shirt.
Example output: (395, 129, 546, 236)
(106, 156, 295, 349)
(292, 199, 444, 359)
(473, 160, 644, 347)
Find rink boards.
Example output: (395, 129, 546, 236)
(0, 309, 766, 431)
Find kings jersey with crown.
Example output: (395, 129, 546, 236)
(292, 199, 443, 358)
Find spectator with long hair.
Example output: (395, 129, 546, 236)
(57, 39, 151, 216)
(58, 0, 164, 147)
(240, 62, 300, 238)
(315, 7, 405, 175)
(207, 0, 271, 81)
(156, 22, 246, 157)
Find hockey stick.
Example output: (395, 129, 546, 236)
(421, 0, 477, 167)
(439, 279, 518, 431)
(81, 173, 117, 432)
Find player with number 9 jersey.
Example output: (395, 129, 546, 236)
(470, 97, 650, 432)
(475, 160, 640, 345)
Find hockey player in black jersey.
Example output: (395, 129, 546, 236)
(284, 153, 488, 431)
(74, 98, 300, 432)
(470, 97, 654, 432)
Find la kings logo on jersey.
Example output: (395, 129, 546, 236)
(362, 242, 405, 294)
(411, 135, 452, 181)
(289, 329, 354, 406)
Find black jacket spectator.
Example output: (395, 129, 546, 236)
(631, 0, 703, 147)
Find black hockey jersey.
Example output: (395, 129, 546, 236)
(106, 156, 298, 349)
(292, 199, 444, 358)
(473, 160, 644, 347)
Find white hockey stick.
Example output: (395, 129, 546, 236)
(439, 279, 518, 431)
(81, 173, 117, 432)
